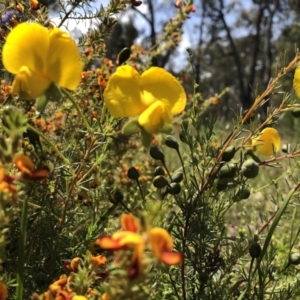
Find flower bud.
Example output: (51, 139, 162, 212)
(289, 253, 300, 265)
(153, 175, 169, 188)
(292, 108, 300, 118)
(234, 188, 251, 201)
(241, 159, 259, 178)
(127, 166, 140, 180)
(166, 182, 181, 195)
(154, 166, 165, 176)
(219, 163, 237, 178)
(171, 172, 183, 183)
(150, 146, 165, 161)
(110, 190, 124, 203)
(249, 242, 261, 258)
(117, 47, 131, 65)
(165, 135, 179, 150)
(221, 145, 235, 162)
(179, 132, 188, 144)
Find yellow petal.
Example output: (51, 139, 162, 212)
(103, 65, 147, 117)
(252, 128, 280, 156)
(47, 28, 82, 89)
(149, 228, 173, 260)
(141, 67, 186, 115)
(138, 101, 171, 134)
(2, 23, 49, 75)
(293, 67, 300, 99)
(11, 66, 51, 99)
(13, 154, 35, 174)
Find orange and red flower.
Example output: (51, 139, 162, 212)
(96, 213, 183, 278)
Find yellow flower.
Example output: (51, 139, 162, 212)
(2, 23, 82, 99)
(251, 128, 280, 156)
(104, 65, 186, 134)
(293, 67, 300, 99)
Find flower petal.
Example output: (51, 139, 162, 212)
(2, 23, 49, 75)
(141, 67, 186, 115)
(161, 252, 183, 265)
(96, 235, 123, 251)
(138, 101, 171, 134)
(104, 65, 147, 117)
(46, 28, 82, 89)
(11, 66, 51, 99)
(294, 67, 300, 99)
(251, 128, 280, 156)
(96, 231, 142, 251)
(13, 154, 34, 174)
(149, 228, 173, 260)
(121, 214, 140, 232)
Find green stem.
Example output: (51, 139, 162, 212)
(27, 125, 69, 165)
(16, 197, 29, 300)
(61, 88, 93, 134)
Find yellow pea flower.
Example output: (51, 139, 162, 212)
(293, 67, 300, 99)
(2, 23, 82, 99)
(251, 127, 280, 156)
(104, 65, 186, 134)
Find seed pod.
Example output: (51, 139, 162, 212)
(216, 180, 228, 191)
(199, 272, 209, 284)
(127, 166, 140, 180)
(171, 172, 183, 183)
(292, 108, 300, 118)
(219, 163, 237, 178)
(234, 188, 251, 201)
(165, 135, 179, 150)
(179, 132, 188, 144)
(166, 182, 181, 195)
(110, 190, 124, 203)
(154, 166, 165, 176)
(221, 145, 235, 162)
(150, 146, 165, 161)
(117, 47, 131, 65)
(281, 143, 290, 154)
(153, 175, 169, 188)
(241, 159, 259, 179)
(249, 242, 261, 258)
(289, 253, 300, 265)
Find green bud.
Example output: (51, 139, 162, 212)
(234, 188, 251, 201)
(153, 175, 169, 188)
(165, 135, 179, 150)
(221, 145, 235, 162)
(127, 167, 140, 180)
(122, 118, 140, 135)
(150, 146, 165, 161)
(289, 253, 300, 265)
(199, 272, 209, 284)
(241, 159, 259, 178)
(118, 47, 131, 65)
(154, 167, 165, 177)
(171, 172, 183, 183)
(160, 123, 174, 134)
(281, 143, 290, 154)
(249, 242, 261, 258)
(219, 163, 237, 178)
(216, 180, 228, 191)
(110, 190, 124, 203)
(292, 108, 300, 118)
(179, 132, 188, 144)
(166, 182, 181, 195)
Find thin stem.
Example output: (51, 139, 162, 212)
(27, 125, 69, 165)
(16, 196, 29, 300)
(61, 88, 93, 135)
